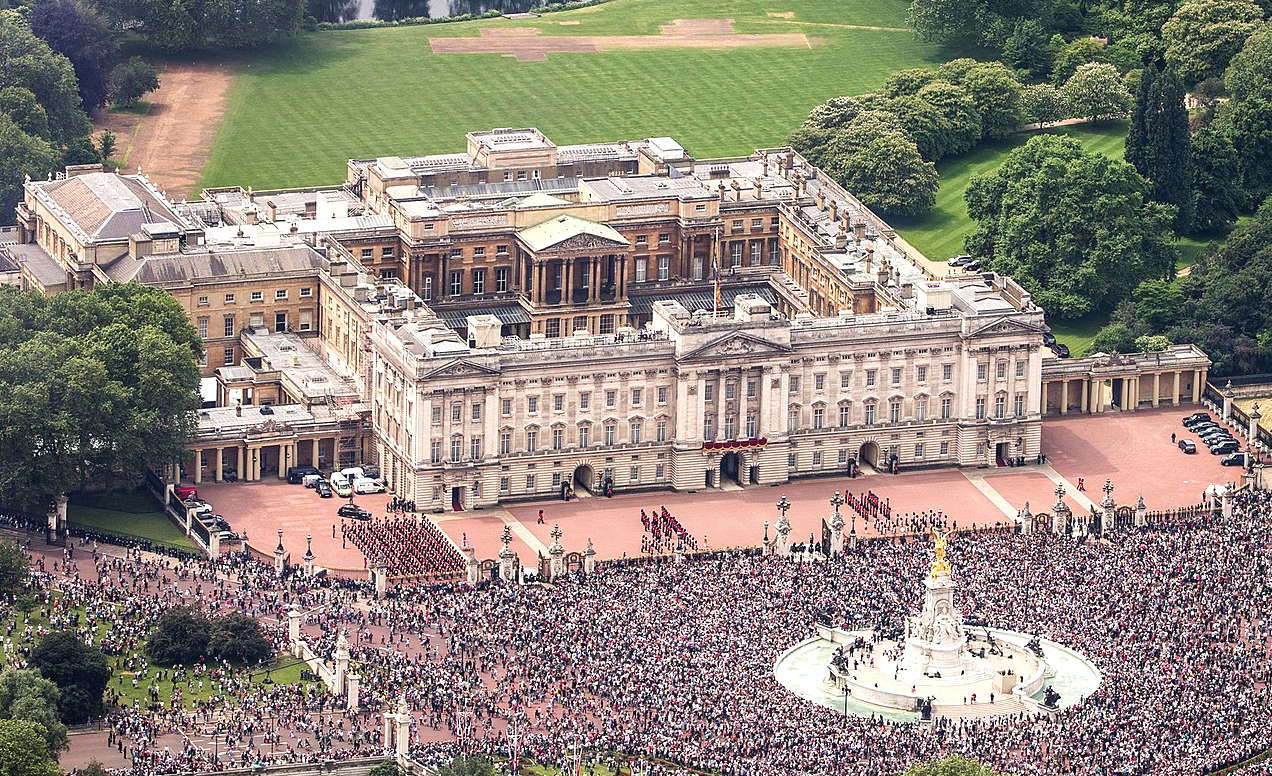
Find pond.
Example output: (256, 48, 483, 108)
(308, 0, 542, 23)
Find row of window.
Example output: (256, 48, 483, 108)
(195, 310, 309, 340)
(423, 267, 511, 300)
(196, 288, 311, 307)
(432, 388, 671, 426)
(429, 418, 667, 463)
(790, 442, 951, 469)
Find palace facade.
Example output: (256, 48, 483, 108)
(6, 128, 1209, 509)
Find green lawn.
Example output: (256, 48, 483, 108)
(199, 0, 957, 189)
(67, 491, 196, 552)
(1047, 312, 1107, 358)
(891, 121, 1131, 261)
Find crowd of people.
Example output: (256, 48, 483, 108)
(11, 487, 1272, 776)
(341, 517, 464, 577)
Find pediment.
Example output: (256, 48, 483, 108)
(680, 332, 792, 362)
(541, 232, 629, 253)
(422, 359, 501, 380)
(969, 317, 1045, 339)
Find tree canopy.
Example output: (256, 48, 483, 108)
(1125, 64, 1194, 231)
(0, 669, 66, 755)
(91, 0, 304, 52)
(0, 284, 201, 513)
(146, 608, 275, 667)
(29, 633, 109, 724)
(0, 718, 58, 776)
(29, 0, 115, 112)
(1162, 0, 1265, 86)
(965, 134, 1177, 319)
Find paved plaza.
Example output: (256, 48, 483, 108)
(216, 408, 1242, 572)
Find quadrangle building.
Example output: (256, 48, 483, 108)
(5, 128, 1209, 510)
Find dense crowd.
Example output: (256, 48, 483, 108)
(342, 517, 464, 577)
(14, 488, 1272, 776)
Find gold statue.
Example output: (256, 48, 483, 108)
(929, 529, 952, 578)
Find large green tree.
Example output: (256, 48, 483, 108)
(29, 633, 109, 724)
(0, 669, 66, 755)
(0, 11, 90, 143)
(1125, 64, 1194, 231)
(0, 718, 58, 776)
(1162, 0, 1265, 86)
(0, 285, 200, 512)
(820, 119, 938, 218)
(1189, 124, 1243, 233)
(29, 0, 116, 111)
(1222, 23, 1272, 204)
(0, 115, 59, 229)
(1062, 62, 1134, 122)
(92, 0, 303, 52)
(965, 134, 1177, 319)
(956, 61, 1025, 138)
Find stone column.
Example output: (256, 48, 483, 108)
(394, 703, 410, 757)
(346, 673, 360, 711)
(277, 443, 288, 480)
(618, 256, 627, 298)
(717, 370, 727, 438)
(1249, 403, 1262, 444)
(1173, 371, 1182, 405)
(583, 538, 596, 575)
(372, 559, 388, 598)
(215, 447, 224, 482)
(1080, 380, 1089, 415)
(302, 533, 315, 577)
(1192, 370, 1202, 403)
(562, 259, 573, 305)
(333, 631, 349, 694)
(273, 529, 286, 576)
(1134, 494, 1147, 528)
(287, 604, 301, 653)
(1222, 380, 1234, 420)
(1060, 381, 1068, 415)
(737, 367, 748, 440)
(193, 450, 203, 484)
(590, 257, 600, 302)
(1152, 372, 1161, 408)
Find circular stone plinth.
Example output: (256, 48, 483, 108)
(774, 628, 1101, 723)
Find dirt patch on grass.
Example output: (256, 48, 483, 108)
(766, 11, 795, 18)
(428, 17, 814, 61)
(93, 61, 234, 199)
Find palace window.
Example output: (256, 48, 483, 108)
(225, 293, 235, 304)
(224, 315, 235, 338)
(731, 243, 743, 267)
(495, 267, 510, 293)
(866, 370, 876, 387)
(704, 384, 714, 402)
(470, 436, 482, 459)
(499, 432, 511, 455)
(941, 397, 952, 419)
(864, 402, 877, 426)
(917, 397, 928, 421)
(197, 296, 209, 307)
(917, 365, 927, 383)
(472, 268, 486, 294)
(812, 407, 824, 429)
(527, 396, 539, 414)
(940, 441, 949, 456)
(553, 394, 564, 412)
(432, 407, 442, 424)
(943, 364, 953, 381)
(724, 416, 735, 439)
(450, 270, 463, 296)
(632, 388, 642, 406)
(693, 256, 704, 280)
(1016, 360, 1026, 378)
(788, 407, 799, 432)
(839, 404, 851, 427)
(635, 258, 647, 282)
(450, 437, 462, 462)
(552, 428, 563, 450)
(578, 425, 589, 447)
(422, 277, 432, 301)
(223, 347, 234, 365)
(1014, 394, 1025, 417)
(473, 246, 486, 258)
(790, 376, 800, 393)
(745, 415, 756, 437)
(657, 420, 667, 442)
(976, 398, 987, 420)
(892, 368, 902, 385)
(657, 256, 669, 280)
(501, 399, 512, 416)
(995, 395, 1006, 419)
(431, 441, 441, 464)
(599, 314, 614, 335)
(659, 233, 670, 243)
(526, 429, 538, 452)
(545, 319, 561, 338)
(657, 386, 668, 404)
(606, 390, 616, 408)
(526, 473, 536, 490)
(630, 466, 640, 482)
(196, 318, 208, 339)
(915, 443, 924, 459)
(276, 289, 287, 300)
(814, 374, 825, 391)
(977, 364, 988, 381)
(630, 418, 643, 443)
(274, 312, 287, 332)
(841, 372, 851, 389)
(703, 417, 714, 440)
(605, 423, 616, 446)
(452, 403, 462, 423)
(579, 392, 590, 410)
(751, 242, 762, 265)
(472, 403, 482, 421)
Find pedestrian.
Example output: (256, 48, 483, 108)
(1171, 432, 1176, 444)
(537, 509, 545, 525)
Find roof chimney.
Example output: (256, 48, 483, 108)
(817, 189, 826, 211)
(828, 200, 838, 223)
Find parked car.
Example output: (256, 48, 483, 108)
(1042, 331, 1057, 347)
(1210, 440, 1240, 455)
(1191, 422, 1223, 435)
(362, 465, 381, 479)
(1052, 343, 1071, 358)
(964, 260, 981, 271)
(1199, 430, 1233, 444)
(331, 479, 352, 498)
(287, 465, 321, 484)
(175, 485, 198, 500)
(1183, 412, 1211, 426)
(1178, 439, 1196, 454)
(302, 473, 323, 489)
(948, 255, 971, 267)
(353, 477, 385, 495)
(337, 504, 371, 520)
(259, 405, 274, 415)
(1221, 452, 1247, 467)
(315, 481, 333, 498)
(191, 503, 214, 517)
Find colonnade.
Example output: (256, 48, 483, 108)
(189, 437, 342, 482)
(1046, 368, 1205, 415)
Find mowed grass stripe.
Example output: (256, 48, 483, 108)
(199, 0, 947, 189)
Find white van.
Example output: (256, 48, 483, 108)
(302, 473, 322, 489)
(340, 466, 365, 481)
(353, 476, 385, 494)
(329, 471, 350, 488)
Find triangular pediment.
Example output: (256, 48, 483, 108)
(969, 317, 1045, 339)
(544, 232, 629, 252)
(680, 332, 792, 362)
(422, 359, 501, 380)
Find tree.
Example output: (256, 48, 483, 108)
(1135, 333, 1173, 352)
(1162, 0, 1264, 86)
(1020, 83, 1068, 125)
(96, 128, 115, 162)
(93, 0, 303, 52)
(883, 68, 938, 97)
(1125, 65, 1194, 231)
(965, 135, 1177, 319)
(29, 632, 109, 724)
(1188, 124, 1242, 233)
(907, 0, 991, 49)
(1222, 23, 1272, 204)
(1002, 18, 1053, 76)
(0, 669, 66, 755)
(821, 120, 938, 218)
(1092, 321, 1139, 353)
(0, 284, 200, 512)
(108, 58, 159, 109)
(786, 125, 836, 167)
(959, 62, 1024, 138)
(0, 87, 50, 139)
(145, 607, 211, 666)
(0, 718, 58, 776)
(437, 756, 495, 776)
(0, 115, 59, 229)
(1051, 37, 1108, 85)
(884, 84, 981, 161)
(207, 613, 273, 665)
(900, 756, 1012, 776)
(29, 0, 115, 111)
(1132, 279, 1185, 330)
(367, 761, 402, 776)
(0, 541, 26, 597)
(1062, 62, 1133, 122)
(0, 11, 91, 143)
(803, 96, 864, 130)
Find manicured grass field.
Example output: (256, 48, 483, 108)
(199, 0, 955, 189)
(68, 491, 196, 552)
(891, 121, 1131, 262)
